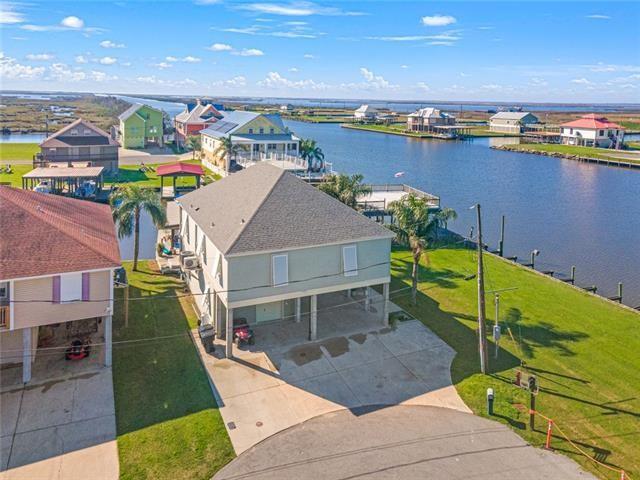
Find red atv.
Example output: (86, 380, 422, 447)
(233, 318, 255, 346)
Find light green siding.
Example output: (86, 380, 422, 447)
(120, 104, 164, 149)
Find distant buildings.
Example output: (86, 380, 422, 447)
(118, 103, 164, 149)
(407, 108, 455, 132)
(200, 111, 299, 174)
(560, 114, 625, 148)
(36, 119, 119, 173)
(174, 100, 223, 149)
(489, 112, 539, 133)
(354, 104, 379, 122)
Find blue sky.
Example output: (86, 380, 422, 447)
(2, 1, 640, 102)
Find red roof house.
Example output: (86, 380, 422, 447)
(559, 114, 626, 148)
(560, 114, 624, 130)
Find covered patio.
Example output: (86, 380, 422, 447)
(157, 162, 205, 199)
(22, 166, 105, 197)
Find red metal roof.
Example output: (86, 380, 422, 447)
(560, 114, 624, 130)
(156, 162, 205, 177)
(0, 187, 121, 281)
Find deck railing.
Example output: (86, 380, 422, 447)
(0, 305, 9, 329)
(357, 184, 440, 212)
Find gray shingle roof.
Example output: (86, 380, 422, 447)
(118, 103, 142, 121)
(176, 164, 394, 256)
(490, 112, 535, 120)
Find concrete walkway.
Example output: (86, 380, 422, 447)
(118, 147, 192, 165)
(194, 320, 469, 454)
(214, 405, 598, 480)
(0, 369, 118, 480)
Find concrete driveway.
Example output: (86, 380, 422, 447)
(194, 320, 470, 454)
(0, 369, 118, 480)
(118, 147, 192, 165)
(214, 405, 597, 480)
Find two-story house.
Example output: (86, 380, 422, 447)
(560, 114, 625, 148)
(406, 107, 455, 132)
(118, 103, 164, 149)
(176, 163, 394, 358)
(489, 112, 539, 133)
(174, 99, 223, 149)
(0, 187, 121, 383)
(36, 119, 120, 173)
(200, 111, 300, 174)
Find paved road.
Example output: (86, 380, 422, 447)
(214, 405, 597, 480)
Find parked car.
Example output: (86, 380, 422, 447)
(33, 180, 52, 194)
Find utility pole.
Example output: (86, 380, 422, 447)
(494, 293, 500, 359)
(475, 204, 489, 374)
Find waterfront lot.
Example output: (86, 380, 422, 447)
(498, 142, 640, 164)
(390, 247, 640, 480)
(112, 262, 234, 480)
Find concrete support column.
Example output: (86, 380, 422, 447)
(215, 296, 222, 338)
(226, 307, 234, 358)
(346, 289, 352, 298)
(295, 297, 301, 323)
(22, 328, 32, 384)
(104, 315, 112, 367)
(309, 295, 317, 341)
(382, 283, 390, 327)
(364, 287, 371, 311)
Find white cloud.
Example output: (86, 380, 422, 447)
(0, 2, 25, 24)
(478, 26, 494, 30)
(99, 56, 117, 65)
(585, 63, 640, 73)
(153, 62, 172, 69)
(358, 67, 397, 90)
(303, 53, 315, 59)
(237, 2, 364, 17)
(285, 21, 307, 26)
(136, 75, 157, 84)
(417, 82, 430, 91)
(571, 77, 593, 85)
(194, 0, 222, 4)
(49, 63, 86, 82)
(233, 48, 264, 56)
(586, 14, 610, 20)
(421, 15, 456, 27)
(529, 77, 548, 87)
(135, 75, 197, 87)
(26, 53, 54, 61)
(0, 52, 45, 79)
(90, 70, 117, 82)
(61, 16, 84, 29)
(401, 65, 409, 69)
(100, 40, 125, 48)
(480, 84, 503, 91)
(166, 55, 201, 62)
(75, 55, 88, 64)
(428, 41, 454, 46)
(258, 71, 329, 90)
(208, 43, 233, 51)
(212, 76, 247, 88)
(289, 67, 299, 72)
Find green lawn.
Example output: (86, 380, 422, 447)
(499, 143, 640, 164)
(466, 127, 520, 137)
(0, 164, 33, 187)
(390, 247, 639, 480)
(0, 142, 39, 161)
(112, 261, 234, 480)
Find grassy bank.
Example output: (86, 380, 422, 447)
(390, 247, 639, 479)
(342, 123, 438, 138)
(113, 261, 234, 480)
(496, 143, 640, 165)
(465, 127, 520, 137)
(0, 142, 39, 162)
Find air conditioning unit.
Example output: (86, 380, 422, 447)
(183, 256, 200, 270)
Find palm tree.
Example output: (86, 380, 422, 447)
(214, 135, 242, 172)
(299, 139, 325, 172)
(110, 185, 166, 271)
(318, 173, 372, 209)
(388, 194, 456, 304)
(187, 135, 201, 159)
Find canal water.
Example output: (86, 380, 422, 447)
(6, 93, 639, 306)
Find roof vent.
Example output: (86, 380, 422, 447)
(210, 221, 215, 227)
(240, 219, 245, 224)
(195, 207, 200, 211)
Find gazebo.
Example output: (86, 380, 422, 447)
(156, 162, 205, 198)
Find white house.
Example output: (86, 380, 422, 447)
(407, 107, 455, 132)
(200, 111, 300, 175)
(560, 114, 625, 148)
(176, 163, 394, 358)
(489, 112, 539, 133)
(354, 104, 379, 122)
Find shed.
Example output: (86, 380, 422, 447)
(157, 162, 205, 198)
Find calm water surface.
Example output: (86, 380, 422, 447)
(287, 121, 640, 306)
(51, 94, 640, 307)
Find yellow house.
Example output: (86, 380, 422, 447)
(201, 111, 300, 174)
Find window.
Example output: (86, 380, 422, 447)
(194, 224, 199, 250)
(185, 217, 190, 244)
(272, 254, 288, 287)
(0, 282, 8, 299)
(248, 128, 254, 134)
(199, 234, 207, 265)
(215, 255, 223, 287)
(60, 273, 82, 302)
(259, 128, 264, 134)
(269, 128, 274, 134)
(599, 130, 604, 136)
(343, 245, 358, 277)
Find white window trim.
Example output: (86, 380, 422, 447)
(272, 254, 289, 287)
(343, 245, 358, 277)
(60, 272, 83, 303)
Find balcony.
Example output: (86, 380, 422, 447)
(33, 152, 118, 168)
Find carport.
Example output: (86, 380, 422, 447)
(225, 285, 390, 354)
